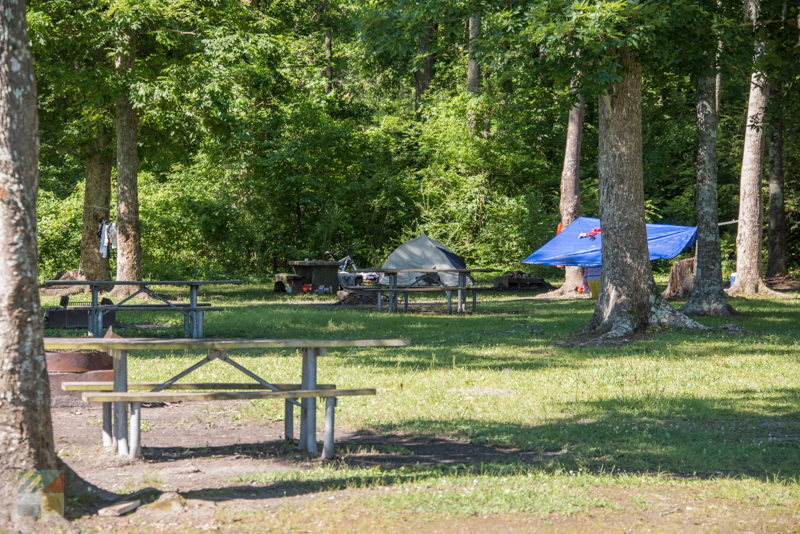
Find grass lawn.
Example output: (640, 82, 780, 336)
(43, 286, 800, 531)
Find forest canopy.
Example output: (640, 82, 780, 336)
(30, 0, 799, 280)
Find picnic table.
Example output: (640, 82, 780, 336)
(43, 280, 242, 338)
(44, 337, 409, 459)
(353, 268, 499, 313)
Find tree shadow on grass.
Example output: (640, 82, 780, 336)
(369, 390, 800, 479)
(71, 390, 799, 517)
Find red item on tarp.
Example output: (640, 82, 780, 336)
(579, 227, 602, 239)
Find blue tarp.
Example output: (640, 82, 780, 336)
(522, 217, 697, 267)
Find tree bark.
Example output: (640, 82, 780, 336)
(541, 93, 586, 298)
(730, 0, 773, 296)
(467, 14, 480, 94)
(0, 2, 59, 525)
(414, 23, 437, 109)
(766, 82, 787, 278)
(586, 49, 704, 338)
(79, 125, 112, 281)
(681, 73, 734, 316)
(466, 14, 481, 135)
(113, 29, 142, 296)
(324, 28, 333, 95)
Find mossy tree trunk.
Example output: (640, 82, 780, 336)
(112, 29, 142, 296)
(586, 49, 705, 337)
(682, 73, 734, 316)
(0, 1, 59, 525)
(79, 125, 112, 281)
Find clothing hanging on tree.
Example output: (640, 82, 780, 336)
(98, 220, 117, 258)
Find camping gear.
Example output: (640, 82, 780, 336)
(379, 235, 472, 287)
(288, 260, 341, 292)
(522, 217, 697, 267)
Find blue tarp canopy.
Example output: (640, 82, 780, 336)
(522, 217, 697, 267)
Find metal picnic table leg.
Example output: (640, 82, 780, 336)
(111, 349, 129, 456)
(300, 347, 321, 455)
(377, 290, 383, 312)
(457, 273, 466, 313)
(90, 285, 101, 337)
(446, 290, 452, 314)
(189, 284, 199, 338)
(389, 273, 397, 313)
(102, 403, 113, 447)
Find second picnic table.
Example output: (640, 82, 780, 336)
(354, 268, 499, 313)
(43, 280, 242, 337)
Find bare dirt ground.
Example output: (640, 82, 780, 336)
(52, 402, 800, 533)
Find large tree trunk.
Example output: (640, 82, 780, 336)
(681, 73, 734, 316)
(0, 2, 59, 525)
(414, 23, 437, 109)
(79, 125, 112, 281)
(766, 83, 787, 278)
(586, 49, 703, 338)
(113, 29, 142, 296)
(730, 0, 772, 296)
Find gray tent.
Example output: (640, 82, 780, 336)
(380, 235, 472, 287)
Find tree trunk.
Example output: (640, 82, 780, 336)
(466, 13, 481, 135)
(467, 14, 480, 94)
(0, 2, 59, 525)
(414, 23, 437, 109)
(586, 49, 704, 338)
(324, 28, 333, 95)
(112, 29, 142, 296)
(766, 83, 787, 278)
(681, 73, 734, 316)
(730, 0, 773, 296)
(541, 93, 586, 297)
(79, 125, 112, 281)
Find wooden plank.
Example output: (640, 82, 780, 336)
(65, 303, 213, 309)
(97, 500, 142, 517)
(346, 287, 471, 292)
(353, 268, 499, 274)
(66, 306, 223, 312)
(62, 382, 337, 391)
(83, 388, 376, 403)
(44, 337, 410, 351)
(44, 280, 243, 287)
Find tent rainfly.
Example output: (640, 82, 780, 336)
(522, 217, 697, 267)
(380, 234, 472, 287)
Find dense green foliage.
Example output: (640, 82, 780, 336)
(30, 0, 799, 280)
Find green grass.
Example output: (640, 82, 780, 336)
(45, 285, 800, 522)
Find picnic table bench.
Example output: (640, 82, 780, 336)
(353, 268, 499, 313)
(45, 337, 409, 460)
(43, 280, 242, 337)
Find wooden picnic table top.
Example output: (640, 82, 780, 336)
(354, 268, 499, 274)
(43, 337, 410, 351)
(44, 280, 243, 287)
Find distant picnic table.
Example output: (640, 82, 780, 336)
(352, 268, 499, 313)
(45, 337, 409, 459)
(43, 280, 242, 338)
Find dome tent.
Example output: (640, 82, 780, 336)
(380, 235, 472, 287)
